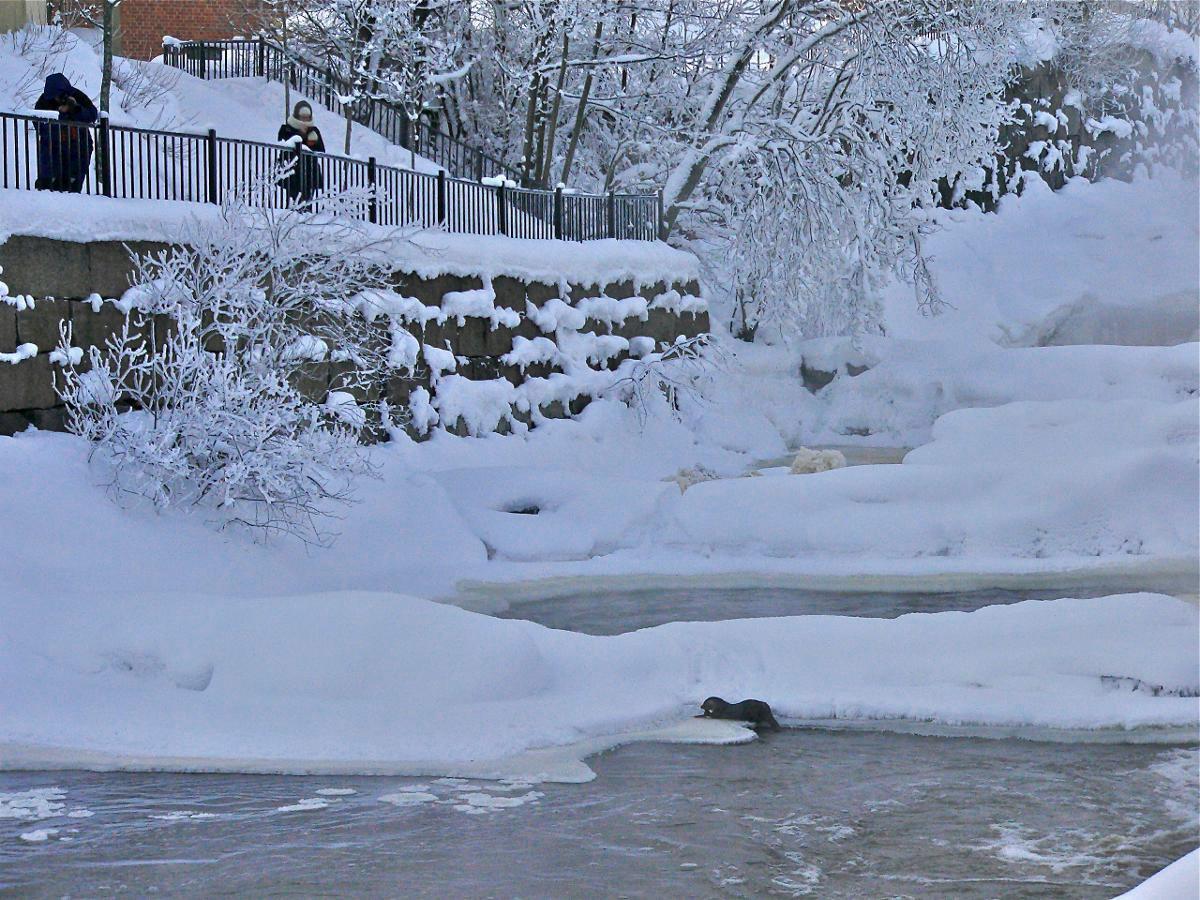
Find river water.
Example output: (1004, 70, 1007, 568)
(3, 587, 1197, 897)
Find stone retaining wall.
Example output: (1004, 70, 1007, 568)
(0, 236, 708, 438)
(948, 50, 1198, 211)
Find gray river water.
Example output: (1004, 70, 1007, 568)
(3, 587, 1197, 897)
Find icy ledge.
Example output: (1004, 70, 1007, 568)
(1, 591, 1195, 781)
(1114, 849, 1199, 899)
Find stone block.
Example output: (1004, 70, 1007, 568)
(0, 411, 31, 436)
(394, 272, 482, 306)
(15, 298, 71, 351)
(461, 357, 507, 382)
(627, 308, 682, 343)
(800, 361, 837, 393)
(290, 362, 330, 403)
(0, 236, 91, 299)
(453, 317, 489, 357)
(678, 309, 710, 338)
(328, 361, 381, 404)
(568, 282, 601, 303)
(0, 306, 15, 352)
(385, 374, 427, 406)
(643, 281, 669, 301)
(525, 281, 560, 305)
(26, 406, 69, 433)
(483, 324, 517, 357)
(605, 279, 635, 300)
(538, 400, 569, 420)
(0, 355, 57, 411)
(491, 275, 527, 310)
(68, 301, 133, 352)
(85, 241, 139, 298)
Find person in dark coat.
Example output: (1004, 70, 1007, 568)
(34, 73, 98, 193)
(277, 101, 325, 205)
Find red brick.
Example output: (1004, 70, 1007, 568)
(52, 1, 261, 61)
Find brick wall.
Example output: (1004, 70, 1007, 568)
(116, 0, 257, 60)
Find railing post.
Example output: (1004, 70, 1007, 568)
(606, 190, 616, 239)
(553, 185, 563, 240)
(399, 115, 409, 151)
(496, 182, 507, 235)
(96, 113, 111, 197)
(199, 41, 208, 80)
(436, 169, 447, 226)
(475, 149, 484, 182)
(206, 128, 218, 204)
(367, 156, 378, 224)
(257, 36, 265, 78)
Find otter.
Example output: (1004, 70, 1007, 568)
(698, 696, 781, 731)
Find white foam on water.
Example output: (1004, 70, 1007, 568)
(275, 798, 329, 813)
(452, 790, 544, 813)
(315, 788, 357, 796)
(0, 787, 66, 821)
(149, 810, 219, 821)
(1148, 747, 1199, 824)
(378, 791, 438, 807)
(18, 828, 58, 842)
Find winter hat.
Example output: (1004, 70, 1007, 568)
(42, 73, 73, 101)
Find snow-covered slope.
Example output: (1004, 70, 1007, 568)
(0, 26, 443, 174)
(881, 172, 1199, 348)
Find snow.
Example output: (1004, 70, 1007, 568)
(663, 399, 1197, 562)
(880, 173, 1198, 349)
(1115, 849, 1200, 899)
(0, 188, 698, 288)
(0, 84, 1194, 792)
(1, 590, 1194, 780)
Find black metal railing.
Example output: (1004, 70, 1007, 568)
(161, 37, 522, 185)
(0, 110, 662, 242)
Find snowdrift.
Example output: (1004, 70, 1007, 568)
(2, 591, 1195, 780)
(667, 399, 1199, 562)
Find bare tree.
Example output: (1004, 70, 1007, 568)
(60, 0, 123, 114)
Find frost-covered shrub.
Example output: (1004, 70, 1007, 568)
(54, 182, 410, 545)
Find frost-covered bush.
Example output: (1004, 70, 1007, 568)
(54, 182, 409, 545)
(604, 334, 713, 426)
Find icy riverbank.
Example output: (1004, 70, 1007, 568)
(2, 591, 1195, 779)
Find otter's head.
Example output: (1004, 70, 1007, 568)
(700, 697, 727, 717)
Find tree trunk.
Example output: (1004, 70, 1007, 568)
(99, 1, 116, 115)
(560, 21, 602, 186)
(538, 32, 569, 187)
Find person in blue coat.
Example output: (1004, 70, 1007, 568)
(33, 73, 98, 193)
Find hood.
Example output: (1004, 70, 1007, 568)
(43, 73, 74, 98)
